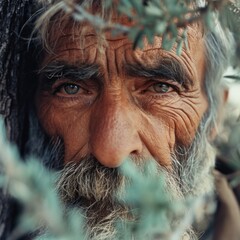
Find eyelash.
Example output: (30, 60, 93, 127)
(50, 83, 83, 104)
(145, 81, 180, 93)
(53, 83, 79, 94)
(146, 83, 181, 104)
(51, 81, 100, 108)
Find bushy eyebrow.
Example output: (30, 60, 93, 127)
(38, 61, 102, 89)
(126, 57, 194, 89)
(38, 58, 193, 91)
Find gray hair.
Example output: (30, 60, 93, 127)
(203, 24, 234, 135)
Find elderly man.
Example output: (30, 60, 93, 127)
(1, 0, 240, 239)
(29, 0, 240, 239)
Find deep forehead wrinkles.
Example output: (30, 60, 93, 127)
(42, 14, 206, 87)
(43, 38, 203, 90)
(125, 47, 199, 85)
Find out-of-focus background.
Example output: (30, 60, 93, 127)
(225, 68, 240, 115)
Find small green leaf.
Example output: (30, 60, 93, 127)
(155, 21, 167, 34)
(128, 0, 143, 15)
(145, 4, 163, 17)
(176, 39, 183, 55)
(162, 33, 176, 51)
(145, 28, 155, 44)
(224, 75, 240, 81)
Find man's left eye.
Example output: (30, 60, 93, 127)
(148, 83, 172, 93)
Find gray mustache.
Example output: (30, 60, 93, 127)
(56, 155, 124, 204)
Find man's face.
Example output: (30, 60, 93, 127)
(36, 18, 208, 169)
(34, 15, 215, 239)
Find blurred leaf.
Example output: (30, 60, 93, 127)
(176, 39, 183, 56)
(145, 3, 163, 17)
(155, 21, 167, 35)
(224, 75, 240, 81)
(133, 30, 145, 49)
(162, 33, 176, 51)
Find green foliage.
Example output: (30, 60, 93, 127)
(0, 119, 87, 240)
(115, 161, 209, 240)
(118, 161, 174, 239)
(117, 0, 191, 51)
(60, 0, 240, 66)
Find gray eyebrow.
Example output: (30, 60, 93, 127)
(126, 57, 194, 89)
(38, 61, 102, 88)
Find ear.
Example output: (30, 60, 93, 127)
(209, 87, 229, 140)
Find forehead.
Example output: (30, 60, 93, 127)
(42, 16, 206, 83)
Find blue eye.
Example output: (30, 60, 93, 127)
(151, 83, 170, 93)
(63, 84, 80, 95)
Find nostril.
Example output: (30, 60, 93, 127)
(130, 150, 139, 155)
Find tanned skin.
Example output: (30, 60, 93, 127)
(36, 17, 207, 168)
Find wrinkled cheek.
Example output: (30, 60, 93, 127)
(36, 101, 90, 161)
(150, 106, 203, 151)
(175, 101, 208, 147)
(36, 100, 58, 136)
(36, 99, 76, 138)
(172, 112, 202, 148)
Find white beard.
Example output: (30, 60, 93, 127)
(55, 130, 216, 240)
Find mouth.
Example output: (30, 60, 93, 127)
(68, 195, 96, 207)
(66, 194, 118, 210)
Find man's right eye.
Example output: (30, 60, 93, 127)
(62, 84, 81, 95)
(53, 83, 88, 96)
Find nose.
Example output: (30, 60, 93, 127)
(89, 95, 142, 168)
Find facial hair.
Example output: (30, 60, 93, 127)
(55, 123, 216, 240)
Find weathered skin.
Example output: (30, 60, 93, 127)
(36, 17, 208, 169)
